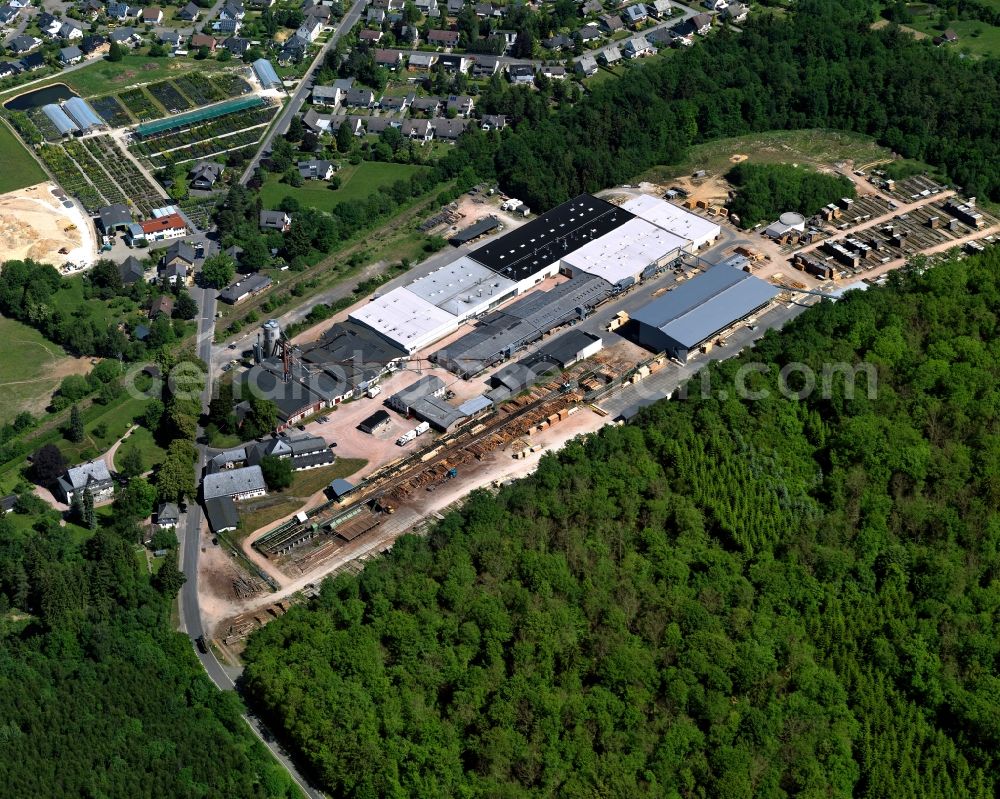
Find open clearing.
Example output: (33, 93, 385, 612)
(639, 129, 894, 184)
(0, 182, 96, 264)
(260, 162, 430, 212)
(0, 316, 91, 420)
(0, 122, 46, 194)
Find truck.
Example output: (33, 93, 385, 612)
(366, 385, 382, 399)
(396, 430, 417, 446)
(414, 421, 430, 436)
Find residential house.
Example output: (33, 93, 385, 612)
(427, 28, 459, 47)
(248, 0, 275, 8)
(446, 0, 463, 13)
(248, 434, 334, 471)
(471, 54, 500, 77)
(374, 47, 402, 68)
(648, 0, 673, 17)
(409, 95, 441, 115)
(177, 2, 201, 21)
(576, 24, 602, 43)
(141, 6, 163, 24)
(378, 91, 413, 112)
(158, 30, 182, 48)
(623, 34, 654, 57)
(106, 2, 136, 20)
(575, 54, 598, 76)
(213, 17, 241, 33)
(59, 45, 83, 64)
(37, 11, 60, 37)
(260, 209, 292, 232)
(415, 0, 438, 14)
(297, 19, 322, 41)
(56, 459, 114, 505)
(156, 502, 179, 528)
(544, 33, 571, 50)
(432, 117, 468, 140)
(437, 53, 470, 72)
(401, 118, 433, 142)
(540, 64, 566, 80)
(330, 115, 364, 136)
(140, 213, 187, 242)
(0, 5, 19, 26)
(724, 2, 748, 22)
(190, 33, 216, 51)
(509, 63, 534, 85)
(446, 93, 474, 117)
(6, 0, 27, 7)
(58, 20, 85, 40)
(599, 12, 624, 32)
(109, 27, 142, 47)
(703, 0, 728, 9)
(161, 239, 197, 273)
(365, 114, 397, 133)
(581, 0, 602, 14)
(118, 256, 145, 285)
(277, 37, 307, 63)
(80, 34, 108, 55)
(407, 52, 437, 70)
(149, 294, 174, 319)
(934, 28, 958, 45)
(218, 273, 272, 303)
(0, 61, 20, 78)
(625, 3, 649, 28)
(297, 159, 336, 180)
(218, 1, 245, 21)
(343, 87, 376, 108)
(480, 113, 506, 131)
(305, 5, 331, 25)
(202, 465, 267, 501)
(301, 108, 332, 134)
(8, 34, 39, 53)
(358, 28, 382, 43)
(599, 43, 622, 64)
(222, 36, 250, 56)
(311, 81, 350, 106)
(19, 51, 46, 71)
(78, 0, 104, 19)
(688, 12, 713, 34)
(493, 28, 516, 51)
(366, 6, 385, 23)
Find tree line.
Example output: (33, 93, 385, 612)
(726, 162, 856, 228)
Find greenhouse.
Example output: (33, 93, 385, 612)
(41, 103, 78, 137)
(62, 97, 106, 133)
(134, 96, 264, 138)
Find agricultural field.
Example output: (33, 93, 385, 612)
(59, 55, 226, 98)
(147, 80, 192, 113)
(84, 136, 165, 216)
(260, 162, 430, 211)
(173, 73, 226, 105)
(66, 140, 128, 206)
(0, 317, 90, 420)
(38, 145, 102, 213)
(118, 88, 160, 121)
(90, 95, 132, 128)
(907, 16, 1000, 57)
(0, 121, 45, 194)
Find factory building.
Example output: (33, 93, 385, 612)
(434, 275, 610, 377)
(468, 194, 633, 292)
(403, 256, 518, 319)
(489, 330, 603, 397)
(387, 374, 446, 415)
(559, 217, 686, 287)
(349, 286, 461, 354)
(630, 264, 779, 362)
(621, 194, 721, 250)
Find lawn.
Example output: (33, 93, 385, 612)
(237, 458, 367, 539)
(0, 120, 46, 194)
(260, 162, 430, 212)
(906, 16, 1000, 57)
(113, 425, 167, 473)
(637, 128, 894, 183)
(0, 316, 89, 421)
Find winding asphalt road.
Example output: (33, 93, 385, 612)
(240, 0, 368, 184)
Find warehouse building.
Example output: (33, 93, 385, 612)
(410, 394, 466, 431)
(621, 194, 721, 250)
(299, 321, 406, 395)
(404, 256, 518, 319)
(630, 264, 779, 362)
(349, 286, 460, 354)
(469, 194, 633, 292)
(358, 409, 391, 434)
(239, 357, 346, 430)
(202, 465, 267, 501)
(387, 374, 446, 415)
(434, 274, 610, 376)
(559, 217, 686, 287)
(490, 330, 603, 395)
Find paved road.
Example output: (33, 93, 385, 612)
(240, 0, 368, 184)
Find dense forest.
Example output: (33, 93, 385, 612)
(485, 0, 1000, 209)
(726, 163, 855, 228)
(242, 247, 1000, 798)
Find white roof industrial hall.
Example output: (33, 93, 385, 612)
(349, 286, 460, 353)
(559, 218, 687, 286)
(404, 256, 518, 318)
(621, 194, 721, 250)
